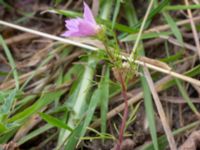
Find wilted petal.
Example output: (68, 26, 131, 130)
(83, 2, 96, 24)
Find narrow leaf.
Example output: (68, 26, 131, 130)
(39, 113, 72, 131)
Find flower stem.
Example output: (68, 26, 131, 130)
(101, 29, 128, 150)
(115, 71, 128, 150)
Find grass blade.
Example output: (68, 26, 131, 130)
(112, 0, 121, 29)
(8, 90, 63, 123)
(18, 124, 53, 145)
(39, 113, 72, 131)
(58, 57, 97, 147)
(0, 89, 17, 122)
(0, 35, 19, 89)
(144, 66, 177, 150)
(175, 79, 200, 116)
(100, 67, 110, 135)
(164, 4, 200, 11)
(162, 11, 183, 44)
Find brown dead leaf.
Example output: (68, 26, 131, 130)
(17, 43, 53, 68)
(179, 130, 200, 150)
(13, 114, 43, 143)
(2, 141, 19, 150)
(111, 139, 135, 150)
(5, 33, 38, 45)
(139, 56, 171, 71)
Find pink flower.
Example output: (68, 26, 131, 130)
(62, 2, 101, 37)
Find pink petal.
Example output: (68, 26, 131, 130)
(61, 30, 85, 37)
(78, 20, 97, 36)
(61, 31, 74, 37)
(61, 2, 100, 37)
(83, 2, 96, 24)
(65, 18, 82, 31)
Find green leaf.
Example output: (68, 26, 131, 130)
(54, 9, 81, 18)
(121, 31, 171, 42)
(0, 91, 5, 103)
(58, 57, 97, 147)
(0, 0, 13, 10)
(0, 71, 8, 76)
(164, 4, 200, 11)
(119, 0, 170, 39)
(163, 11, 183, 44)
(176, 79, 199, 116)
(39, 113, 72, 131)
(100, 67, 110, 134)
(0, 36, 19, 89)
(64, 122, 83, 150)
(112, 0, 121, 29)
(159, 52, 183, 63)
(8, 90, 63, 123)
(53, 0, 64, 5)
(0, 89, 17, 122)
(79, 88, 101, 138)
(141, 74, 159, 150)
(0, 129, 17, 144)
(147, 0, 171, 21)
(0, 123, 8, 133)
(18, 124, 53, 145)
(100, 0, 114, 20)
(79, 67, 110, 138)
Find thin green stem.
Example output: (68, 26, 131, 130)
(130, 0, 154, 58)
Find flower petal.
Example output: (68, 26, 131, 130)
(78, 20, 97, 36)
(83, 2, 96, 24)
(65, 18, 82, 31)
(61, 2, 100, 37)
(61, 30, 84, 37)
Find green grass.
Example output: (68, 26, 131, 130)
(0, 36, 19, 89)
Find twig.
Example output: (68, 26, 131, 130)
(126, 56, 200, 87)
(143, 66, 177, 150)
(160, 96, 200, 104)
(5, 33, 38, 45)
(146, 16, 200, 33)
(163, 36, 197, 52)
(13, 113, 43, 142)
(185, 0, 200, 59)
(0, 20, 97, 51)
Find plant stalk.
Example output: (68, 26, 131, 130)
(115, 71, 128, 150)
